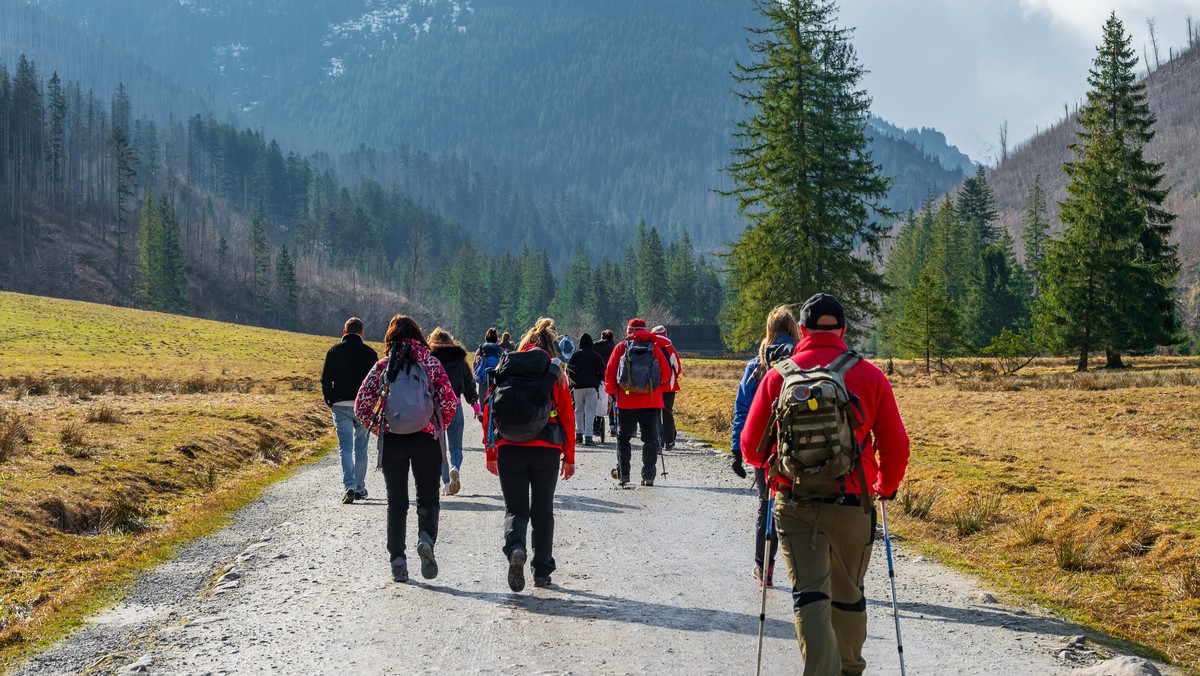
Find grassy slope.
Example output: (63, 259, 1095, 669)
(0, 292, 370, 667)
(676, 357, 1200, 671)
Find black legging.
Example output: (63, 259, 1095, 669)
(755, 466, 779, 571)
(498, 445, 560, 578)
(380, 431, 442, 561)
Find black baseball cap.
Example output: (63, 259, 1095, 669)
(799, 293, 845, 330)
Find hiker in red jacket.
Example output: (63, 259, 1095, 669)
(482, 318, 576, 591)
(604, 318, 672, 487)
(740, 293, 910, 676)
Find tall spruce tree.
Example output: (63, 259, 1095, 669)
(110, 84, 137, 290)
(722, 0, 892, 348)
(1021, 175, 1050, 296)
(250, 217, 272, 321)
(898, 268, 964, 373)
(1044, 13, 1180, 370)
(274, 247, 299, 330)
(962, 233, 1027, 350)
(957, 165, 999, 251)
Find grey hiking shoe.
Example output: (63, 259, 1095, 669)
(342, 488, 356, 504)
(416, 538, 438, 580)
(641, 479, 654, 487)
(391, 558, 408, 582)
(610, 467, 629, 486)
(507, 548, 527, 592)
(533, 575, 552, 588)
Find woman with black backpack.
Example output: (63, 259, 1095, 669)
(482, 317, 576, 592)
(429, 328, 480, 496)
(355, 315, 458, 584)
(567, 332, 605, 446)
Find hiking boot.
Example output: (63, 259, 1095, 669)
(641, 479, 654, 487)
(754, 565, 774, 587)
(354, 489, 368, 500)
(610, 467, 629, 486)
(448, 468, 461, 496)
(576, 433, 584, 444)
(342, 488, 356, 504)
(507, 548, 527, 592)
(416, 538, 438, 580)
(584, 436, 594, 446)
(664, 442, 675, 451)
(533, 575, 552, 588)
(391, 558, 408, 583)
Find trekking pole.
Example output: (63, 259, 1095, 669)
(879, 499, 907, 676)
(755, 495, 773, 676)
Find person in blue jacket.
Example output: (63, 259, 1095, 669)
(730, 304, 801, 587)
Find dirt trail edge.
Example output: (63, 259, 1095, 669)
(18, 422, 1177, 675)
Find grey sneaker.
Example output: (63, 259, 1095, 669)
(507, 548, 527, 592)
(416, 538, 438, 580)
(391, 558, 408, 582)
(342, 488, 356, 504)
(641, 479, 654, 487)
(355, 489, 368, 500)
(533, 575, 552, 588)
(610, 467, 629, 486)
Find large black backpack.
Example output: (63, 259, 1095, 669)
(489, 350, 564, 444)
(616, 340, 661, 393)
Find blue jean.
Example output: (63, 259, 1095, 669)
(333, 405, 369, 492)
(441, 401, 465, 484)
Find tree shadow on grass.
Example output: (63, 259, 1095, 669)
(422, 584, 795, 639)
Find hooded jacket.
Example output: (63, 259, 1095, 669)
(482, 345, 576, 465)
(567, 333, 605, 390)
(739, 332, 910, 497)
(431, 344, 479, 406)
(593, 336, 617, 367)
(603, 330, 673, 409)
(354, 339, 458, 437)
(730, 335, 796, 458)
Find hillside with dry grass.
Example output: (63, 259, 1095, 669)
(0, 291, 354, 667)
(677, 358, 1200, 670)
(988, 41, 1200, 292)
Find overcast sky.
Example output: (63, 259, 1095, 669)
(839, 0, 1197, 164)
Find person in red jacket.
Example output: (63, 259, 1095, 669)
(483, 318, 576, 591)
(604, 318, 672, 487)
(651, 325, 683, 451)
(740, 293, 910, 676)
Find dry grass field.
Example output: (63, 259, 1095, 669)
(0, 292, 355, 667)
(677, 355, 1200, 671)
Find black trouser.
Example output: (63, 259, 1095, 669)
(754, 466, 779, 570)
(659, 391, 677, 446)
(617, 407, 660, 481)
(498, 445, 560, 577)
(380, 431, 442, 561)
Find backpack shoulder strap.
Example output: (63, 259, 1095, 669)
(826, 350, 861, 376)
(771, 358, 803, 380)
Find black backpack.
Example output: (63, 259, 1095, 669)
(489, 350, 564, 444)
(616, 340, 661, 393)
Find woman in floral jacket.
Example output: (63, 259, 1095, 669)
(356, 314, 457, 583)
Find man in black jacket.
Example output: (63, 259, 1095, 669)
(568, 333, 606, 445)
(592, 329, 618, 436)
(320, 317, 379, 504)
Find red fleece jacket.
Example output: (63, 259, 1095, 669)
(604, 330, 673, 409)
(483, 345, 576, 465)
(739, 332, 910, 496)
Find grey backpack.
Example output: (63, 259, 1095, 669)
(383, 345, 436, 435)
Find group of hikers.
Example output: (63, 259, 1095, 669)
(318, 293, 910, 676)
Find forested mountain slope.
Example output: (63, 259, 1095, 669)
(23, 0, 974, 248)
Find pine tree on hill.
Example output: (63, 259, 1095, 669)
(957, 165, 999, 251)
(898, 268, 964, 373)
(721, 0, 893, 348)
(1044, 13, 1181, 371)
(1021, 175, 1050, 297)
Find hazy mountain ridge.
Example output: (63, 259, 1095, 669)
(21, 0, 972, 251)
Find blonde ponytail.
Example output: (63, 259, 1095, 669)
(757, 305, 801, 377)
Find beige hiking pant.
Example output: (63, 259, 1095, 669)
(773, 497, 875, 676)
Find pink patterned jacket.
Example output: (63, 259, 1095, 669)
(355, 339, 457, 437)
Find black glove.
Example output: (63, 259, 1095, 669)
(877, 489, 897, 501)
(731, 456, 747, 479)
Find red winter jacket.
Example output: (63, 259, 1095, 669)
(740, 332, 910, 497)
(482, 345, 576, 465)
(659, 339, 682, 392)
(604, 331, 673, 409)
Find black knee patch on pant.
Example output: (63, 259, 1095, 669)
(831, 596, 866, 613)
(792, 590, 829, 611)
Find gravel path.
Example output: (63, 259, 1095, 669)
(17, 422, 1177, 675)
